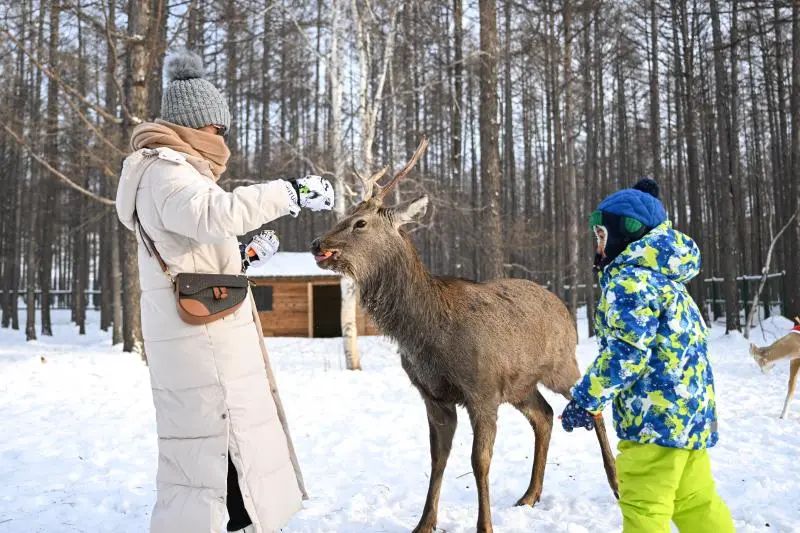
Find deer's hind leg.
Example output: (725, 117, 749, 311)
(780, 358, 800, 419)
(413, 398, 457, 533)
(513, 389, 553, 507)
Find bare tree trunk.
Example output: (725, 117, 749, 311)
(583, 2, 598, 336)
(452, 0, 463, 186)
(648, 0, 662, 182)
(563, 0, 578, 319)
(328, 0, 360, 370)
(121, 0, 152, 355)
(675, 0, 705, 311)
(502, 0, 515, 222)
(478, 0, 504, 280)
(38, 0, 62, 337)
(787, 0, 800, 320)
(261, 1, 271, 168)
(710, 0, 741, 332)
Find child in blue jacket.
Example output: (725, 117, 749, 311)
(560, 179, 734, 533)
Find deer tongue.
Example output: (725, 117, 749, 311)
(314, 251, 334, 262)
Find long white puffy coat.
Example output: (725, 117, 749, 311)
(115, 147, 302, 533)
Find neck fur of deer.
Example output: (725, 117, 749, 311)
(358, 232, 448, 343)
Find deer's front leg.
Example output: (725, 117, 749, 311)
(468, 405, 498, 533)
(413, 399, 457, 533)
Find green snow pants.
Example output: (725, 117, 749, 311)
(616, 440, 735, 533)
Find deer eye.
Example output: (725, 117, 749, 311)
(353, 219, 367, 230)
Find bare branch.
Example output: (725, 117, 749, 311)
(2, 124, 115, 207)
(0, 27, 122, 125)
(745, 208, 799, 338)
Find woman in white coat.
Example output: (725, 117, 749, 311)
(115, 51, 334, 533)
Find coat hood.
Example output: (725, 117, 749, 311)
(115, 147, 189, 231)
(604, 221, 701, 285)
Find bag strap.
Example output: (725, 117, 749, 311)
(133, 210, 173, 281)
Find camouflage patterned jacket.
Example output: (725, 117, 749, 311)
(571, 221, 718, 450)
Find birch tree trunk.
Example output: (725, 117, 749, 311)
(328, 0, 360, 370)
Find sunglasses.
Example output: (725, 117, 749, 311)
(211, 124, 228, 137)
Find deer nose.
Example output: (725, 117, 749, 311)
(310, 238, 321, 254)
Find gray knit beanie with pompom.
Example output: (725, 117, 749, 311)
(160, 50, 231, 132)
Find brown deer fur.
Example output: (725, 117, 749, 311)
(750, 329, 800, 419)
(312, 194, 618, 533)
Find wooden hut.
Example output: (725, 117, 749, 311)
(246, 252, 379, 337)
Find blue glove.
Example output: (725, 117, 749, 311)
(560, 399, 598, 432)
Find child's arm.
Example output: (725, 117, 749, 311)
(571, 272, 661, 414)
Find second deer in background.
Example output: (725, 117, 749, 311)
(750, 318, 800, 419)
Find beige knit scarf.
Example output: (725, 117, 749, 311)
(130, 119, 231, 180)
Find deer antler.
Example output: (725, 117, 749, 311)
(355, 136, 429, 202)
(355, 166, 389, 202)
(379, 136, 429, 200)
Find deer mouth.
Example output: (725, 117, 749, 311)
(314, 249, 340, 265)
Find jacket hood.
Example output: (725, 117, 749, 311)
(605, 221, 701, 284)
(116, 147, 188, 231)
(116, 151, 146, 231)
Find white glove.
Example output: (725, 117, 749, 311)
(244, 230, 280, 268)
(288, 175, 335, 212)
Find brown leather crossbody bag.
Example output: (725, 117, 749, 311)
(134, 212, 249, 325)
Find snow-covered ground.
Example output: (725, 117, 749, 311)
(1, 310, 799, 532)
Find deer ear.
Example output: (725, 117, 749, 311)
(390, 195, 429, 227)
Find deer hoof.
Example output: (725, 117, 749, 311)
(411, 521, 436, 533)
(514, 493, 541, 507)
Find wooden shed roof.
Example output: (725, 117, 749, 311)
(246, 252, 341, 279)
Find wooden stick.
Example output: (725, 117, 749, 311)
(248, 291, 309, 500)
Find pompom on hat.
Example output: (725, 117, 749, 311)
(160, 50, 231, 132)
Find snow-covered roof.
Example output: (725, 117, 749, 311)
(246, 252, 339, 278)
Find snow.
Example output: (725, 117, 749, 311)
(246, 252, 337, 278)
(1, 311, 799, 532)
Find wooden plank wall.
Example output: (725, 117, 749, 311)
(257, 279, 311, 337)
(253, 277, 381, 337)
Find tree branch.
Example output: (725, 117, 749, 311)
(2, 124, 115, 207)
(745, 208, 799, 338)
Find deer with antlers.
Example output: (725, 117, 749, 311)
(311, 138, 618, 533)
